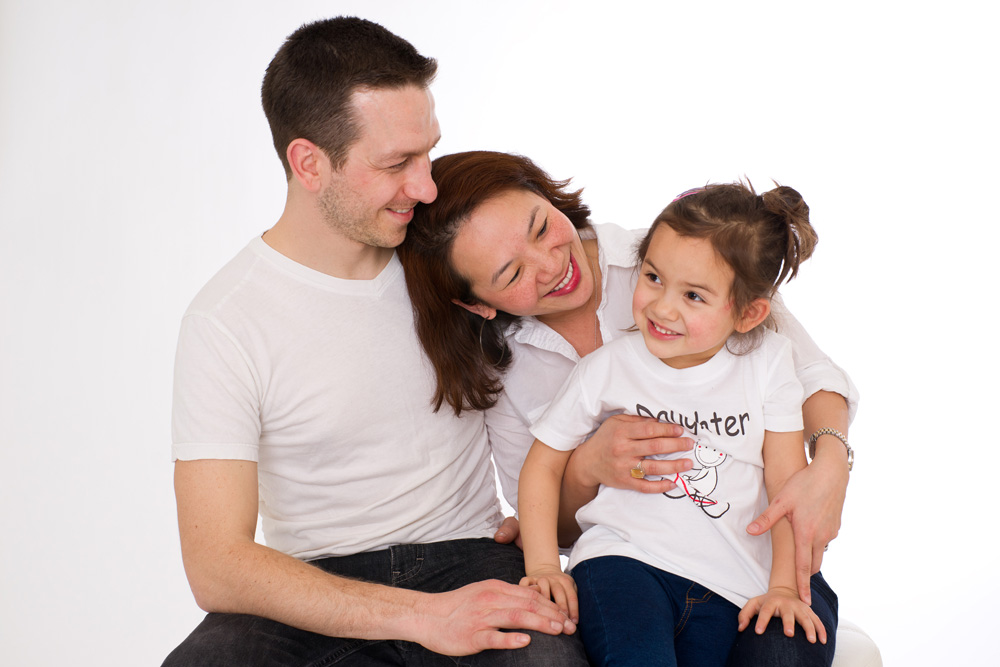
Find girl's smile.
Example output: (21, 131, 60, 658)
(632, 225, 739, 369)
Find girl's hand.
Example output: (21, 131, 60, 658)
(569, 414, 694, 493)
(738, 586, 827, 644)
(520, 567, 579, 623)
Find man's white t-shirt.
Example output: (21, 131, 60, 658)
(531, 329, 803, 607)
(172, 237, 502, 560)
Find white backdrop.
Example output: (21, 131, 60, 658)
(2, 1, 996, 665)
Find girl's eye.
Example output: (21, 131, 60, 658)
(685, 291, 704, 302)
(645, 272, 661, 284)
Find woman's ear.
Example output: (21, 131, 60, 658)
(451, 298, 497, 321)
(735, 298, 771, 333)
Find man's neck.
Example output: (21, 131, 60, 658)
(263, 210, 394, 281)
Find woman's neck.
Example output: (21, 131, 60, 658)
(537, 237, 604, 357)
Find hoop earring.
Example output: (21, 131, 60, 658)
(478, 316, 506, 368)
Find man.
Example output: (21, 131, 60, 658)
(163, 17, 588, 666)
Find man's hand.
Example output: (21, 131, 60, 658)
(746, 458, 847, 601)
(520, 566, 579, 623)
(413, 579, 576, 656)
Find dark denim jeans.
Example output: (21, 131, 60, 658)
(162, 538, 588, 667)
(573, 556, 740, 667)
(572, 556, 838, 667)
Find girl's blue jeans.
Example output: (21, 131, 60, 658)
(572, 556, 837, 667)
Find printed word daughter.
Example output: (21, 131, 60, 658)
(518, 182, 828, 666)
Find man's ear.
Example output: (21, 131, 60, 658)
(286, 138, 326, 193)
(451, 298, 497, 321)
(735, 298, 771, 333)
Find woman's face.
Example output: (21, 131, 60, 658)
(449, 189, 596, 319)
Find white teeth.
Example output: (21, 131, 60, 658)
(548, 259, 574, 294)
(652, 322, 678, 336)
(390, 208, 411, 214)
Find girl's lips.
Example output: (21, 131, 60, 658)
(545, 253, 581, 297)
(647, 319, 681, 339)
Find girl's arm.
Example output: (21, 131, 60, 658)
(747, 390, 850, 592)
(738, 430, 827, 644)
(519, 439, 579, 623)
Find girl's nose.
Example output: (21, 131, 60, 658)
(652, 294, 680, 321)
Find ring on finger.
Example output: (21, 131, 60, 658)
(630, 460, 646, 479)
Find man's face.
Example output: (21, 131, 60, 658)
(319, 85, 440, 249)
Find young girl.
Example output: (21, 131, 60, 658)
(518, 182, 829, 666)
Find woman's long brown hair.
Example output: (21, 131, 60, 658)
(398, 151, 591, 415)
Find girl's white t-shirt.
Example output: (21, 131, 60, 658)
(531, 329, 803, 607)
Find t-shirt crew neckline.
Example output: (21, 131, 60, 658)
(248, 235, 402, 296)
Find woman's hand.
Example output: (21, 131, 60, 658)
(567, 414, 694, 493)
(738, 585, 827, 644)
(520, 566, 579, 624)
(493, 515, 522, 549)
(746, 453, 848, 597)
(557, 414, 694, 546)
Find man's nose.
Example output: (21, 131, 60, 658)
(405, 155, 437, 204)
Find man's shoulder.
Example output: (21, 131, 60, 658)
(184, 239, 264, 317)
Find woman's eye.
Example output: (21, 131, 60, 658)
(506, 268, 522, 286)
(538, 219, 548, 236)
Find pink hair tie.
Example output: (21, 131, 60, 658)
(671, 187, 704, 203)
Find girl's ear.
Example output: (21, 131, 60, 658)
(735, 298, 771, 333)
(451, 298, 497, 321)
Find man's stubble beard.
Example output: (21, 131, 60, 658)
(318, 179, 404, 249)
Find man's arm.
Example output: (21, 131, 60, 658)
(174, 459, 575, 656)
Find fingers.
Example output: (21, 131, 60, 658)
(479, 630, 532, 651)
(746, 499, 787, 537)
(811, 541, 825, 574)
(738, 598, 762, 632)
(742, 593, 827, 646)
(494, 516, 520, 545)
(495, 586, 574, 635)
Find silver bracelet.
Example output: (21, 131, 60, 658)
(808, 427, 854, 472)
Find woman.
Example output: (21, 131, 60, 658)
(397, 151, 857, 664)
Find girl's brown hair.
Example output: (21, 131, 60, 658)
(398, 151, 591, 415)
(637, 181, 817, 350)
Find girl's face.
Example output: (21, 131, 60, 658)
(632, 224, 740, 369)
(449, 189, 596, 320)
